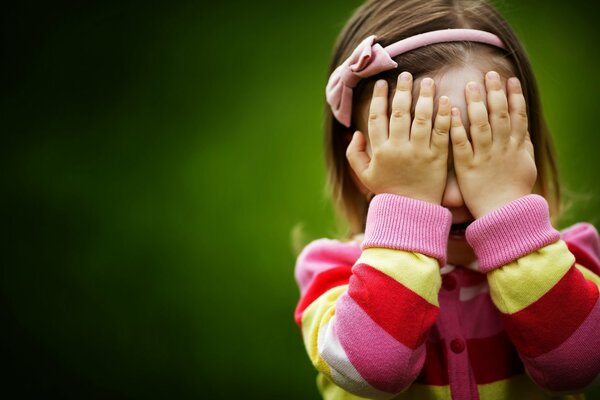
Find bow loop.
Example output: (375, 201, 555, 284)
(326, 35, 397, 127)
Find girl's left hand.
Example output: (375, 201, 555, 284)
(449, 71, 537, 219)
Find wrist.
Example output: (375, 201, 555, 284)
(384, 192, 442, 205)
(362, 193, 452, 265)
(466, 194, 560, 272)
(378, 187, 443, 206)
(469, 191, 532, 219)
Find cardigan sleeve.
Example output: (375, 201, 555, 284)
(465, 195, 600, 393)
(294, 194, 452, 399)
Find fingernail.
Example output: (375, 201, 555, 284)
(400, 72, 411, 81)
(468, 82, 479, 93)
(376, 80, 386, 88)
(440, 96, 448, 106)
(422, 78, 433, 88)
(451, 108, 460, 117)
(509, 77, 521, 89)
(487, 71, 499, 81)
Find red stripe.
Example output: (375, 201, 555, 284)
(566, 241, 600, 276)
(467, 331, 524, 383)
(503, 265, 599, 358)
(414, 333, 524, 385)
(294, 265, 352, 327)
(348, 263, 439, 349)
(415, 340, 448, 385)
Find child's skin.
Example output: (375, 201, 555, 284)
(346, 65, 537, 266)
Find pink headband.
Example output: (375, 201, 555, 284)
(326, 29, 506, 128)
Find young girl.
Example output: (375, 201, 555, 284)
(293, 1, 600, 399)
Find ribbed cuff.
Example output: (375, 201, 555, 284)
(465, 194, 560, 272)
(362, 194, 452, 266)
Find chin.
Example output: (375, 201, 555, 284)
(447, 237, 477, 266)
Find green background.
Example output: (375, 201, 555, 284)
(2, 0, 599, 398)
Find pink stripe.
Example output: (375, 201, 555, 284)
(336, 292, 425, 393)
(522, 298, 600, 391)
(561, 222, 600, 275)
(294, 239, 361, 295)
(466, 195, 560, 272)
(362, 194, 452, 266)
(457, 292, 504, 339)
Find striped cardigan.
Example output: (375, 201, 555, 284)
(294, 194, 600, 400)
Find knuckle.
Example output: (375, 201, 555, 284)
(368, 112, 379, 121)
(476, 121, 490, 130)
(424, 151, 438, 162)
(496, 111, 509, 121)
(481, 153, 493, 163)
(433, 127, 448, 137)
(413, 114, 430, 126)
(391, 108, 406, 119)
(455, 140, 470, 149)
(518, 109, 528, 119)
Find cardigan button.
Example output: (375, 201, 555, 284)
(442, 274, 457, 291)
(450, 338, 465, 354)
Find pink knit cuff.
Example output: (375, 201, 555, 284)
(362, 194, 452, 266)
(465, 195, 560, 272)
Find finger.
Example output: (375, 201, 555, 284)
(368, 80, 389, 148)
(389, 71, 413, 143)
(431, 95, 451, 153)
(450, 107, 473, 160)
(507, 77, 529, 144)
(524, 134, 535, 160)
(485, 71, 511, 145)
(346, 130, 371, 176)
(410, 77, 435, 147)
(466, 81, 492, 153)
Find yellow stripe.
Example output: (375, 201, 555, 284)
(576, 263, 600, 288)
(318, 373, 585, 400)
(317, 373, 369, 400)
(357, 248, 441, 306)
(397, 383, 451, 399)
(487, 240, 575, 314)
(478, 374, 585, 400)
(301, 285, 348, 376)
(318, 373, 451, 400)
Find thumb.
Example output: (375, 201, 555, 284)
(346, 130, 371, 176)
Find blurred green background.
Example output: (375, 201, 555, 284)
(2, 0, 599, 398)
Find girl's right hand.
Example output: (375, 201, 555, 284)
(346, 72, 451, 204)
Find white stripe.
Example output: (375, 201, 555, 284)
(319, 317, 394, 400)
(440, 264, 455, 274)
(462, 259, 481, 272)
(459, 281, 489, 301)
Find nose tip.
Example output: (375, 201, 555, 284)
(442, 171, 465, 209)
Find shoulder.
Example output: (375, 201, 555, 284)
(561, 222, 600, 275)
(294, 238, 361, 295)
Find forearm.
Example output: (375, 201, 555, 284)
(295, 194, 451, 398)
(467, 195, 600, 392)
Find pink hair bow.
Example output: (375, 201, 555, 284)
(325, 29, 506, 128)
(326, 35, 397, 128)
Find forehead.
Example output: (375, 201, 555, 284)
(355, 54, 514, 129)
(415, 47, 513, 96)
(422, 65, 487, 93)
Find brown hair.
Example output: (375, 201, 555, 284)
(324, 0, 560, 236)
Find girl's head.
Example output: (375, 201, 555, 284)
(324, 0, 559, 235)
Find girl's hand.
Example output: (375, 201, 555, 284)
(346, 72, 451, 204)
(449, 71, 537, 218)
